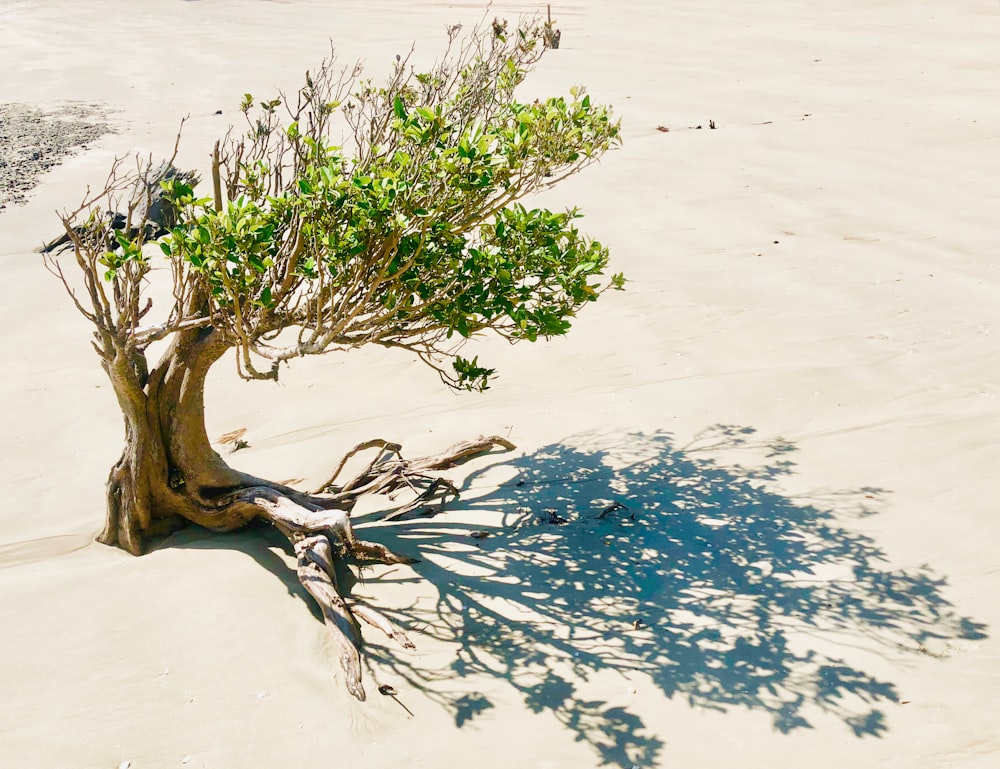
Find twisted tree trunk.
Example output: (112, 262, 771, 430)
(97, 327, 512, 698)
(100, 327, 248, 554)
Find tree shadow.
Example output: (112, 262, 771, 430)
(349, 426, 986, 767)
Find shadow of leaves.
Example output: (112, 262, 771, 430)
(353, 426, 984, 767)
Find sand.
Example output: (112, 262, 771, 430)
(2, 0, 999, 767)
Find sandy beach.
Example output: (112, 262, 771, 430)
(2, 0, 999, 767)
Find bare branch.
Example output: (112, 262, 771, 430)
(132, 316, 215, 347)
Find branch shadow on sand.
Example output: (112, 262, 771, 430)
(350, 426, 986, 767)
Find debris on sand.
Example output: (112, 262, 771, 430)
(0, 101, 111, 211)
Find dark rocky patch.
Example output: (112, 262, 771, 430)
(0, 102, 111, 212)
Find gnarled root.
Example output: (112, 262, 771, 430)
(293, 532, 367, 699)
(311, 434, 515, 519)
(238, 435, 513, 699)
(258, 502, 418, 700)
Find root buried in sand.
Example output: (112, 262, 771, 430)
(109, 429, 512, 700)
(232, 435, 516, 700)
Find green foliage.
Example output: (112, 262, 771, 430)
(99, 229, 147, 282)
(453, 355, 496, 392)
(103, 21, 623, 385)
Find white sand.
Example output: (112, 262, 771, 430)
(2, 0, 999, 766)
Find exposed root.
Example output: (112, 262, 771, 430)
(311, 434, 515, 519)
(229, 433, 514, 699)
(345, 536, 420, 564)
(274, 507, 416, 700)
(292, 532, 367, 700)
(314, 439, 404, 494)
(351, 602, 415, 650)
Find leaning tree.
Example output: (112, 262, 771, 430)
(45, 21, 621, 700)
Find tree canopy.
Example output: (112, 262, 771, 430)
(59, 21, 622, 392)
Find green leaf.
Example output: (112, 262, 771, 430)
(453, 355, 496, 392)
(58, 25, 622, 406)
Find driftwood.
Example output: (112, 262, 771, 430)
(37, 162, 199, 254)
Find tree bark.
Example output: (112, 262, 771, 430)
(99, 327, 253, 555)
(95, 328, 514, 697)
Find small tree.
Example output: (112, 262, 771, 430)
(46, 21, 621, 699)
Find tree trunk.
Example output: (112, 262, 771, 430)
(94, 326, 514, 698)
(99, 327, 252, 555)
